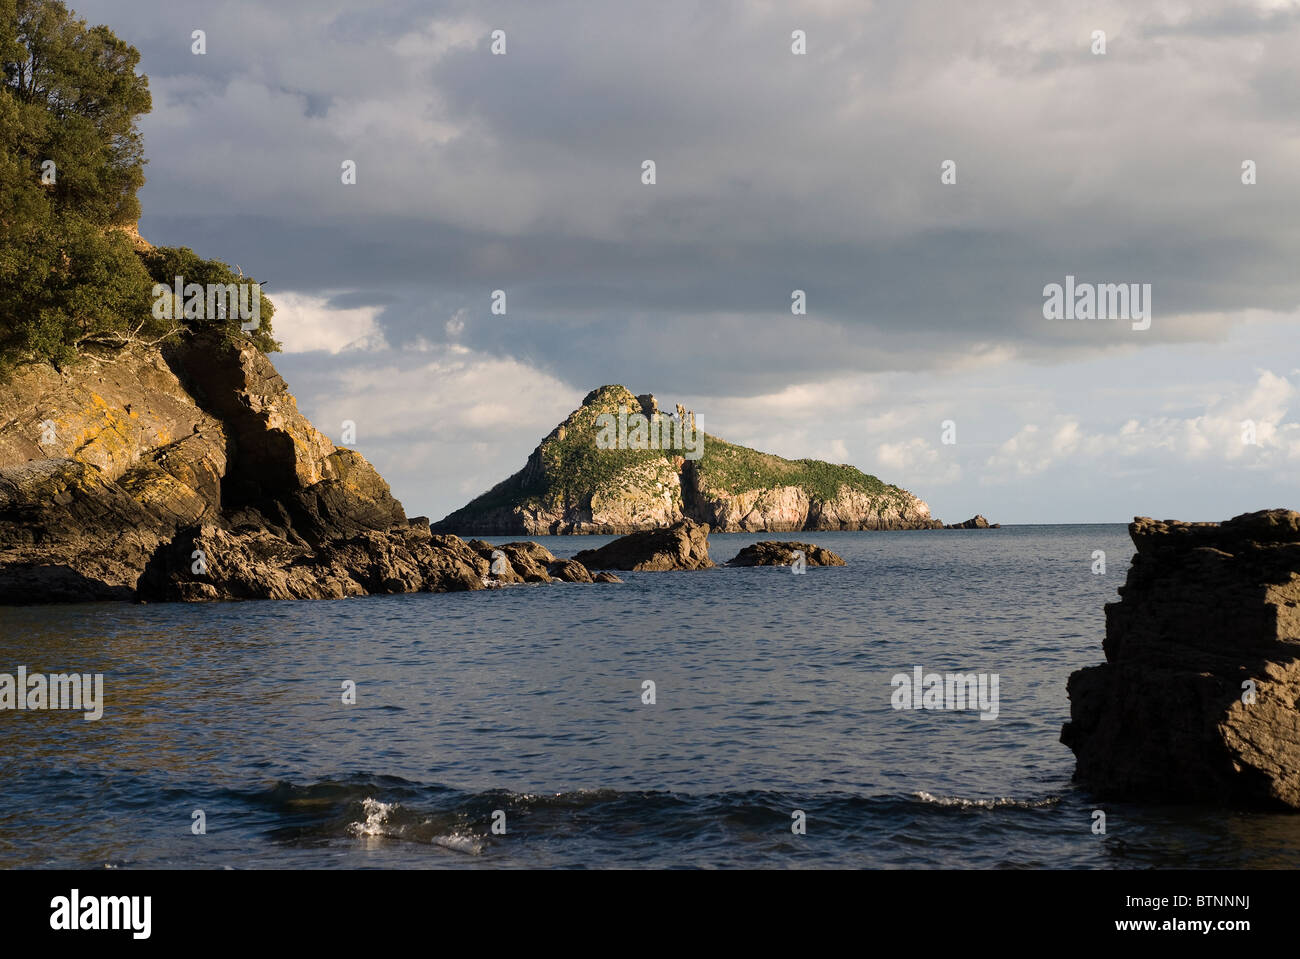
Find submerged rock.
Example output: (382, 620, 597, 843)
(1061, 509, 1300, 809)
(725, 541, 845, 567)
(572, 518, 714, 571)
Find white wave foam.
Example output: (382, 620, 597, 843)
(913, 791, 1058, 809)
(433, 832, 484, 855)
(348, 797, 397, 837)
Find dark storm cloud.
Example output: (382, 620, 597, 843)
(68, 0, 1300, 397)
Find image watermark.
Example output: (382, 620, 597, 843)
(50, 890, 150, 939)
(0, 667, 103, 721)
(595, 404, 704, 459)
(151, 275, 262, 331)
(1042, 275, 1151, 331)
(890, 666, 999, 720)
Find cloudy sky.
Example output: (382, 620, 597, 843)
(76, 0, 1300, 523)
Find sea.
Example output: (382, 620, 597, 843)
(3, 524, 1298, 869)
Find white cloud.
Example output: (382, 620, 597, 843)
(983, 370, 1299, 479)
(272, 292, 387, 354)
(875, 437, 963, 486)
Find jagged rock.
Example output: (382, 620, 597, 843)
(433, 384, 941, 535)
(593, 571, 623, 584)
(726, 541, 846, 567)
(945, 515, 999, 529)
(163, 333, 406, 545)
(1061, 509, 1300, 809)
(136, 522, 484, 601)
(0, 334, 607, 604)
(548, 558, 594, 583)
(0, 335, 406, 603)
(464, 539, 555, 583)
(572, 519, 714, 571)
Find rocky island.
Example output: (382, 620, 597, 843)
(432, 385, 942, 535)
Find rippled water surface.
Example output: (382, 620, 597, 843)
(3, 525, 1298, 868)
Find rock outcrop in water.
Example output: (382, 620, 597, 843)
(136, 524, 620, 601)
(572, 519, 715, 571)
(725, 541, 846, 567)
(1060, 509, 1300, 809)
(945, 514, 1000, 529)
(0, 335, 615, 603)
(432, 385, 942, 535)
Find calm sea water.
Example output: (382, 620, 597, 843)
(2, 525, 1297, 869)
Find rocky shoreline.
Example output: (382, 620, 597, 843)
(0, 342, 960, 603)
(0, 339, 849, 604)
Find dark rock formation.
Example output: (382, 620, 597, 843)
(0, 334, 406, 603)
(945, 515, 999, 529)
(465, 539, 555, 583)
(572, 519, 714, 571)
(725, 541, 846, 567)
(0, 335, 608, 603)
(137, 521, 483, 601)
(547, 558, 594, 583)
(1061, 509, 1300, 809)
(136, 522, 616, 601)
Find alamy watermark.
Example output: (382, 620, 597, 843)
(1043, 274, 1151, 331)
(50, 890, 150, 939)
(0, 666, 103, 720)
(151, 275, 262, 331)
(595, 403, 704, 459)
(890, 666, 999, 720)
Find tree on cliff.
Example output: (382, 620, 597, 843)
(0, 0, 276, 371)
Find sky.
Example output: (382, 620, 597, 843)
(72, 0, 1300, 524)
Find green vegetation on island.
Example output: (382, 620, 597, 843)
(436, 384, 932, 533)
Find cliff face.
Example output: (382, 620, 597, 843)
(433, 385, 940, 535)
(0, 333, 405, 602)
(1061, 510, 1300, 809)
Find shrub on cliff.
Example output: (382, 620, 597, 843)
(138, 245, 279, 355)
(0, 0, 276, 371)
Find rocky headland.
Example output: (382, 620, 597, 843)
(0, 335, 623, 604)
(1061, 509, 1300, 809)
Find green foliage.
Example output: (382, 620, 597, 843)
(0, 1, 276, 372)
(695, 435, 901, 504)
(533, 429, 669, 510)
(138, 246, 279, 354)
(528, 387, 667, 509)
